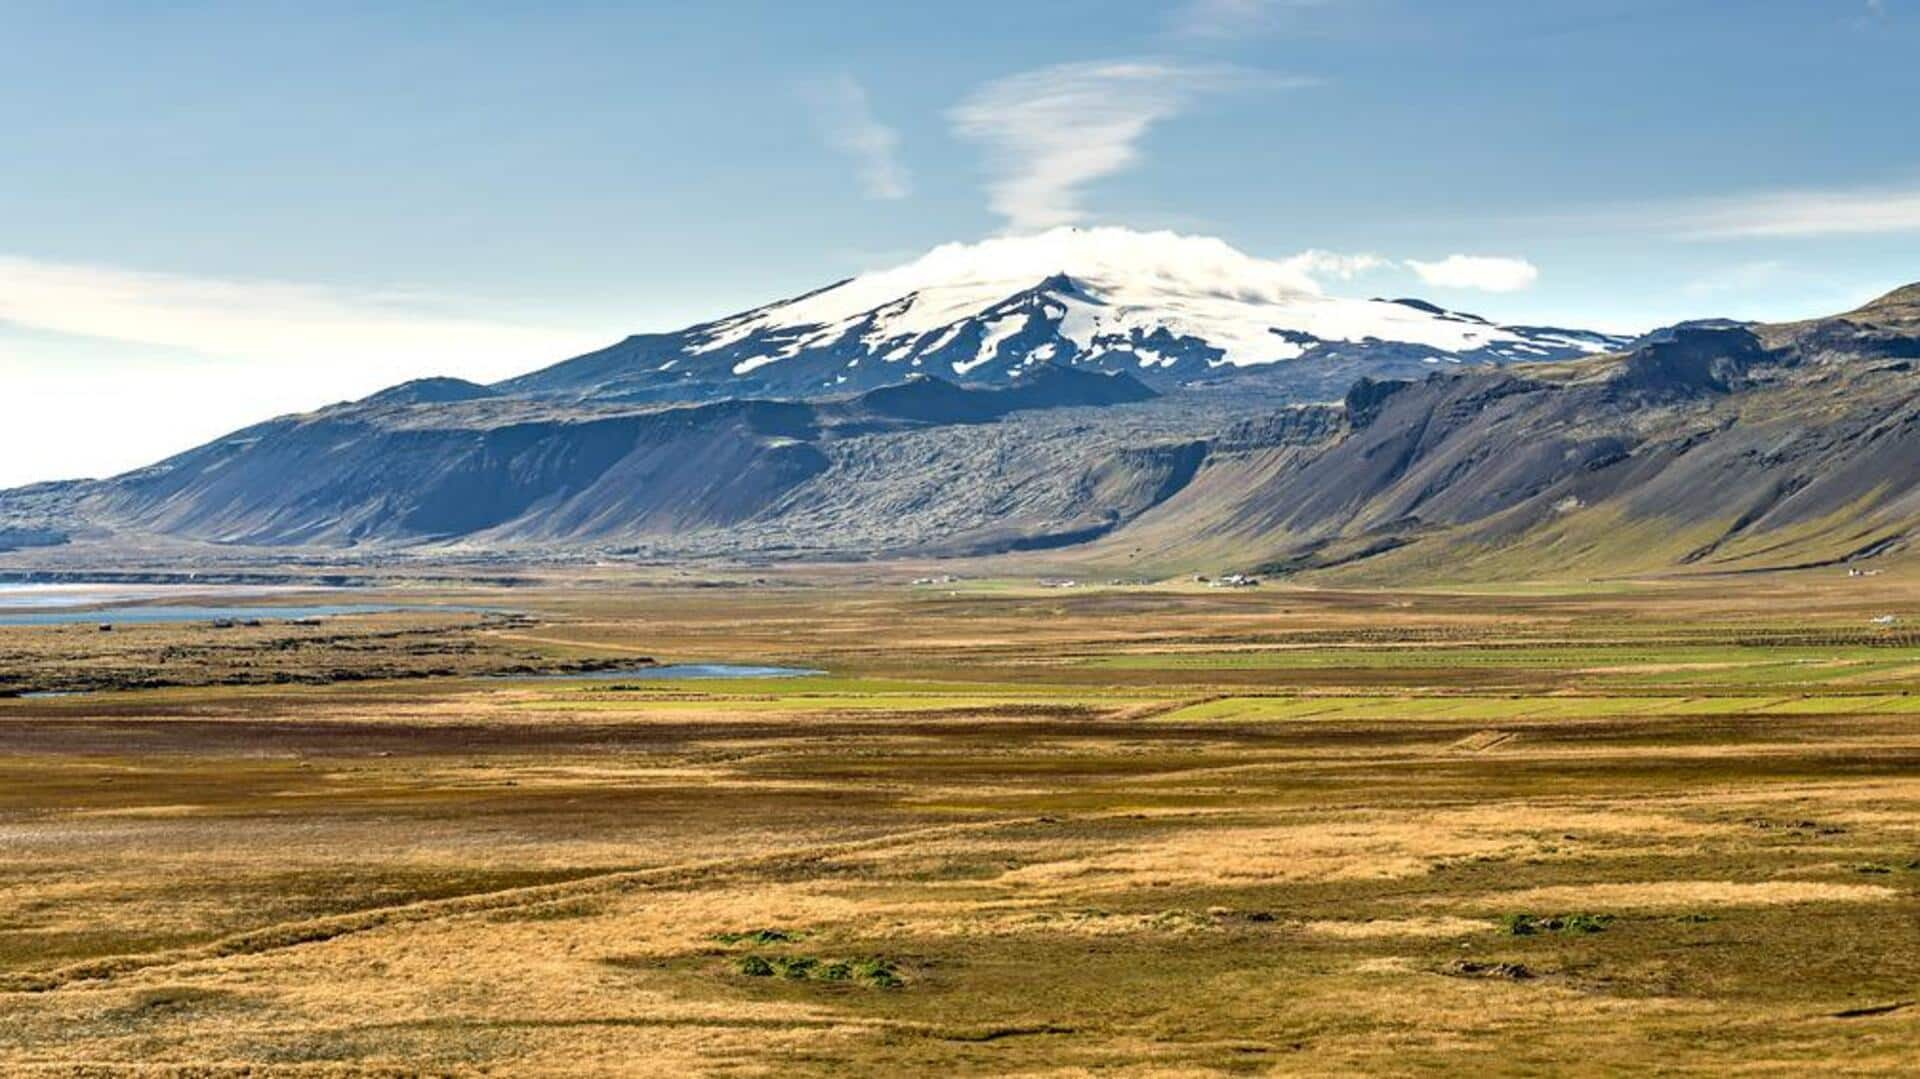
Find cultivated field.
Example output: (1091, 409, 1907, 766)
(1, 572, 1917, 1075)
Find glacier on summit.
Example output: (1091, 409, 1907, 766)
(500, 228, 1624, 403)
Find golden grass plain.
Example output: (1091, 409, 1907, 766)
(0, 569, 1917, 1074)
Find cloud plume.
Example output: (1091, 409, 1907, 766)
(950, 61, 1296, 233)
(804, 74, 910, 201)
(1172, 0, 1333, 39)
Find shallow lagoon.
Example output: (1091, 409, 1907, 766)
(0, 583, 298, 610)
(0, 583, 490, 626)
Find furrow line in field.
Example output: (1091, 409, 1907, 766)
(0, 815, 1051, 995)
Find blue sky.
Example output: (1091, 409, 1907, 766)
(3, 0, 1917, 485)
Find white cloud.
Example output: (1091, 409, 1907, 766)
(803, 74, 910, 201)
(1405, 255, 1540, 293)
(1172, 0, 1331, 39)
(1673, 184, 1920, 239)
(1282, 249, 1391, 282)
(0, 345, 244, 487)
(1680, 259, 1790, 299)
(0, 256, 606, 373)
(950, 61, 1299, 233)
(0, 256, 617, 487)
(1552, 181, 1920, 240)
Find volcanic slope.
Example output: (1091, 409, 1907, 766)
(25, 366, 1202, 555)
(1101, 284, 1920, 580)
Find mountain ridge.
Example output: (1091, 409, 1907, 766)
(3, 253, 1916, 583)
(9, 366, 1176, 551)
(1094, 283, 1920, 580)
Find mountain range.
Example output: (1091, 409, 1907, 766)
(3, 228, 1915, 582)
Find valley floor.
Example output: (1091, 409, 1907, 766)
(1, 573, 1918, 1074)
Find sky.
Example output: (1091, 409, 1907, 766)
(3, 0, 1917, 487)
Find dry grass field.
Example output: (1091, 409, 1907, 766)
(1, 571, 1918, 1075)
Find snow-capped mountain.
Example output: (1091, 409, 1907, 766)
(501, 228, 1626, 403)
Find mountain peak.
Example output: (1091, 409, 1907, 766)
(499, 227, 1626, 402)
(1033, 271, 1088, 297)
(355, 377, 499, 408)
(754, 226, 1328, 333)
(1847, 282, 1920, 326)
